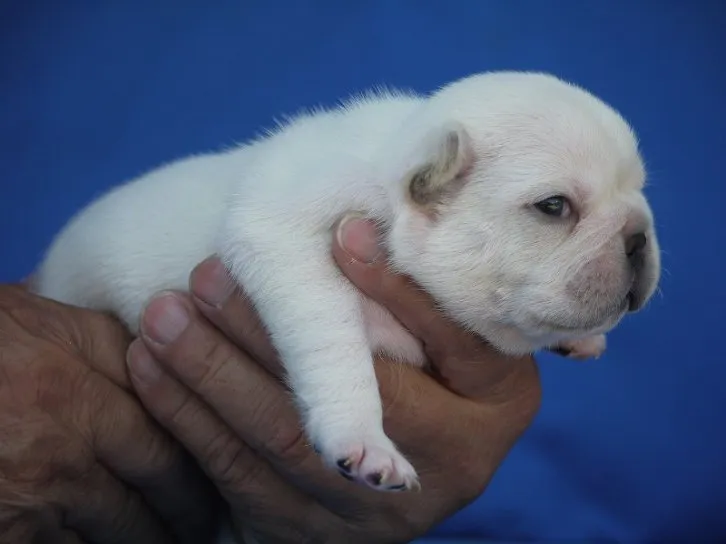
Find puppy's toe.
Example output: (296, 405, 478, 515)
(357, 440, 419, 492)
(325, 446, 365, 477)
(319, 433, 419, 492)
(554, 334, 607, 360)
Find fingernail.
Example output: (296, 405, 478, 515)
(336, 214, 381, 264)
(142, 292, 190, 345)
(127, 339, 162, 385)
(191, 256, 234, 308)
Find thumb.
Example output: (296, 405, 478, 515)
(331, 214, 537, 400)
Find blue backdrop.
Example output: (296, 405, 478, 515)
(2, 1, 725, 541)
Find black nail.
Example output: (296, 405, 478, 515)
(338, 470, 354, 481)
(336, 458, 352, 473)
(387, 483, 407, 491)
(367, 472, 383, 486)
(549, 346, 572, 357)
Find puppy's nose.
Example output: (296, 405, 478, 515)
(625, 232, 647, 260)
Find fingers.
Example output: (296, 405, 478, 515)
(62, 462, 175, 544)
(126, 339, 345, 541)
(184, 257, 468, 423)
(137, 291, 304, 459)
(188, 257, 282, 376)
(2, 284, 134, 392)
(135, 291, 351, 493)
(0, 511, 85, 544)
(132, 289, 489, 508)
(72, 308, 135, 390)
(0, 287, 217, 543)
(332, 216, 457, 349)
(331, 215, 496, 357)
(69, 346, 218, 544)
(331, 215, 536, 399)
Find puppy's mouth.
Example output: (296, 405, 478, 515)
(540, 296, 630, 334)
(626, 291, 637, 312)
(626, 285, 651, 312)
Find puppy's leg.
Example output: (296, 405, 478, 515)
(225, 236, 419, 492)
(551, 334, 607, 360)
(361, 296, 427, 366)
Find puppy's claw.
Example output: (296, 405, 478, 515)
(367, 467, 392, 487)
(319, 434, 419, 492)
(549, 346, 572, 357)
(367, 472, 383, 486)
(338, 470, 355, 481)
(336, 457, 353, 473)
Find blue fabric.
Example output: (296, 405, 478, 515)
(2, 1, 725, 541)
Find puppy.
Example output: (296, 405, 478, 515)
(34, 71, 660, 493)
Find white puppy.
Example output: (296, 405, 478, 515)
(34, 71, 660, 493)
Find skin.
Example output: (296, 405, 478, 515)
(0, 285, 218, 543)
(127, 217, 542, 543)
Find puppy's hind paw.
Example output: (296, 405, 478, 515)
(551, 334, 607, 361)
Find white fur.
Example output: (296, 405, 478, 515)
(34, 72, 660, 504)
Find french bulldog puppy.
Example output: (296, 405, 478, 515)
(34, 71, 660, 493)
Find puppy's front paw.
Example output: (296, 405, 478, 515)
(551, 334, 607, 360)
(317, 432, 420, 492)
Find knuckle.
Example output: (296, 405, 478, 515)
(35, 356, 94, 423)
(155, 383, 197, 428)
(3, 421, 89, 490)
(204, 432, 256, 490)
(264, 422, 309, 467)
(228, 388, 309, 466)
(180, 333, 236, 392)
(227, 459, 267, 496)
(137, 431, 178, 476)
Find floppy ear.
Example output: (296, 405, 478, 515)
(407, 122, 474, 209)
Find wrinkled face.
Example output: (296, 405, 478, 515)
(443, 144, 660, 354)
(388, 73, 661, 355)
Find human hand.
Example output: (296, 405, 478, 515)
(126, 216, 541, 543)
(0, 285, 218, 544)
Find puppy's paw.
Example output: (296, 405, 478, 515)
(318, 433, 420, 492)
(551, 334, 607, 360)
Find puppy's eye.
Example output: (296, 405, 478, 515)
(534, 196, 571, 218)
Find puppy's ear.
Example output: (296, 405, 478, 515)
(407, 123, 474, 209)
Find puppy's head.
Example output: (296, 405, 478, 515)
(388, 72, 660, 354)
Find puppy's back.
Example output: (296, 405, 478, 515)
(34, 151, 240, 330)
(34, 89, 423, 330)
